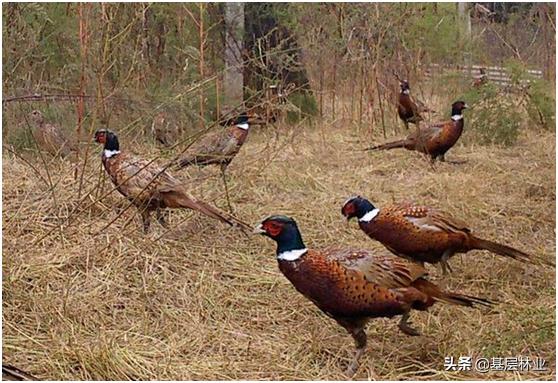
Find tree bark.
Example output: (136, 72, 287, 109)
(224, 2, 244, 112)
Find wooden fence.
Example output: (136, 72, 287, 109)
(426, 63, 543, 86)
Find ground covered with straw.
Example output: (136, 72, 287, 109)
(2, 118, 556, 380)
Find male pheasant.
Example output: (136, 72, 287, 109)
(366, 101, 468, 162)
(254, 215, 491, 375)
(341, 196, 532, 274)
(175, 113, 256, 211)
(397, 80, 433, 130)
(175, 113, 254, 170)
(94, 129, 250, 233)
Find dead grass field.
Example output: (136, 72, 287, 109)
(2, 114, 556, 380)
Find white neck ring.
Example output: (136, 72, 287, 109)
(359, 208, 380, 222)
(277, 248, 308, 261)
(104, 149, 121, 158)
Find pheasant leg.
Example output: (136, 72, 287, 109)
(156, 208, 168, 228)
(220, 165, 234, 214)
(345, 328, 367, 377)
(140, 209, 151, 233)
(440, 250, 454, 275)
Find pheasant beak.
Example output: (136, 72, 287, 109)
(345, 213, 356, 223)
(463, 104, 469, 109)
(253, 223, 266, 235)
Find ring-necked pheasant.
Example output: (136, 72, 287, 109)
(473, 68, 488, 88)
(254, 215, 491, 375)
(366, 101, 468, 162)
(341, 196, 532, 275)
(151, 111, 178, 147)
(174, 112, 256, 211)
(28, 110, 75, 158)
(94, 129, 251, 233)
(397, 80, 434, 130)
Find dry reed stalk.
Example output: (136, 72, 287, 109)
(374, 66, 387, 139)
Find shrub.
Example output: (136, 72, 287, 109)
(525, 79, 555, 131)
(460, 83, 521, 146)
(505, 59, 555, 131)
(285, 90, 318, 124)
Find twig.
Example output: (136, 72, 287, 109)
(2, 93, 137, 105)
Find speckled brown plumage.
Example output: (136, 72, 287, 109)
(367, 101, 467, 162)
(278, 248, 433, 317)
(397, 80, 432, 129)
(151, 112, 179, 147)
(176, 114, 251, 170)
(94, 129, 250, 233)
(254, 215, 491, 375)
(29, 110, 75, 158)
(175, 113, 255, 212)
(342, 197, 532, 274)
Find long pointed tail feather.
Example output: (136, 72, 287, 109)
(363, 139, 408, 151)
(176, 155, 217, 170)
(171, 191, 251, 230)
(413, 279, 494, 308)
(437, 291, 494, 308)
(176, 156, 195, 169)
(471, 237, 555, 267)
(471, 237, 531, 263)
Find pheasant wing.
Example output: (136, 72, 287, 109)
(188, 129, 228, 157)
(322, 247, 427, 289)
(397, 203, 471, 234)
(411, 123, 443, 143)
(115, 154, 180, 197)
(219, 131, 241, 157)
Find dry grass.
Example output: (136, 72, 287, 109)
(2, 115, 556, 380)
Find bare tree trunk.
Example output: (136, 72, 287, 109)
(224, 2, 244, 113)
(458, 3, 472, 39)
(457, 3, 472, 72)
(199, 3, 205, 128)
